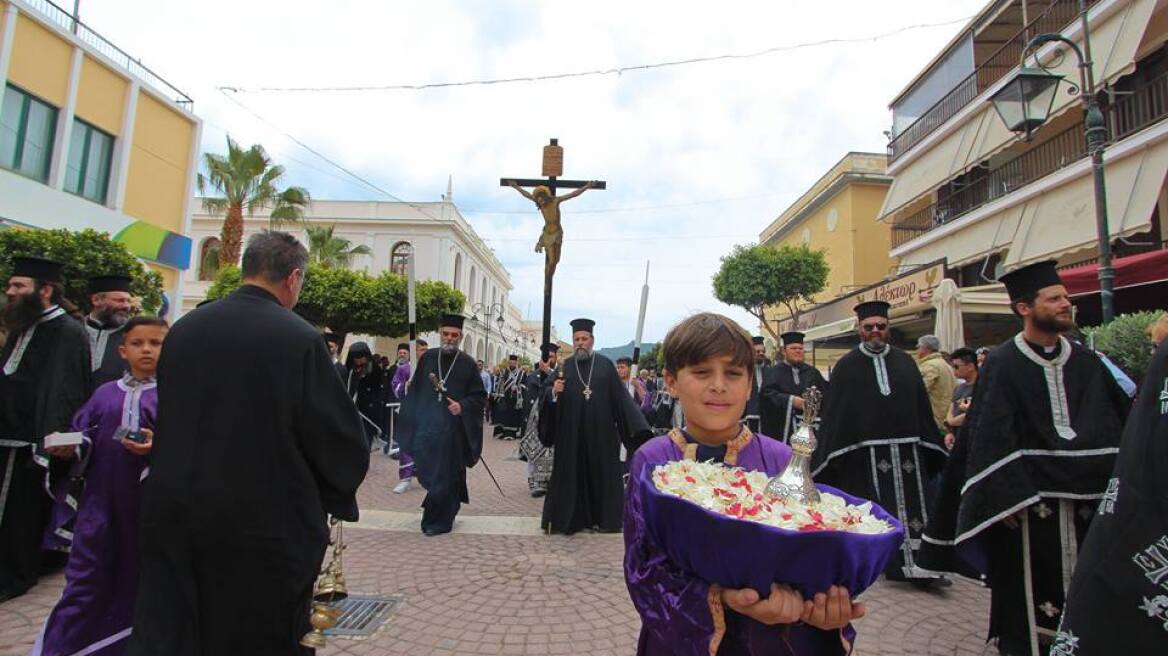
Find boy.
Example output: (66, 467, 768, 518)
(33, 317, 167, 656)
(624, 312, 864, 655)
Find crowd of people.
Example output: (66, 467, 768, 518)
(1, 230, 1166, 655)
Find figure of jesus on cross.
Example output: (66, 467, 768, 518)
(502, 138, 606, 345)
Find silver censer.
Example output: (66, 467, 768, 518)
(763, 387, 823, 504)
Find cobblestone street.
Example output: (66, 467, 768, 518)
(0, 431, 994, 656)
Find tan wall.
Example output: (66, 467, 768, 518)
(848, 183, 895, 285)
(122, 92, 194, 233)
(7, 13, 71, 106)
(74, 56, 127, 135)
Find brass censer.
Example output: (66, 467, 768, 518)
(301, 517, 348, 649)
(763, 387, 823, 504)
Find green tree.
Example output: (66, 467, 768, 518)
(305, 225, 373, 269)
(638, 342, 664, 370)
(206, 265, 464, 339)
(712, 243, 829, 340)
(198, 136, 311, 267)
(1082, 310, 1162, 382)
(0, 228, 164, 313)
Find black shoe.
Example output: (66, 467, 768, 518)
(422, 527, 451, 537)
(996, 637, 1029, 656)
(910, 577, 952, 591)
(530, 489, 546, 498)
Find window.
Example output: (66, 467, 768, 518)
(64, 119, 113, 204)
(453, 252, 462, 290)
(468, 266, 477, 302)
(390, 241, 411, 275)
(198, 237, 222, 281)
(1, 85, 58, 182)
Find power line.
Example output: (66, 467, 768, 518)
(219, 16, 971, 94)
(462, 193, 780, 215)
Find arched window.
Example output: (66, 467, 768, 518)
(480, 276, 487, 305)
(390, 241, 411, 275)
(477, 337, 485, 359)
(452, 253, 462, 290)
(468, 266, 477, 302)
(198, 237, 222, 281)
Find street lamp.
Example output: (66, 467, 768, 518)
(470, 302, 505, 364)
(987, 1, 1115, 322)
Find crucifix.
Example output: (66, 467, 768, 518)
(501, 138, 606, 346)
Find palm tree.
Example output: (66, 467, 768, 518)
(306, 225, 373, 269)
(197, 136, 311, 267)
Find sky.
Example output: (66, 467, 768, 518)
(77, 0, 986, 348)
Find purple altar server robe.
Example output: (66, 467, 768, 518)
(625, 432, 854, 655)
(34, 378, 156, 656)
(392, 361, 411, 400)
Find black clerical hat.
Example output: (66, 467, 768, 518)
(998, 260, 1064, 303)
(508, 354, 518, 360)
(570, 318, 595, 334)
(324, 333, 342, 344)
(88, 274, 132, 295)
(396, 342, 409, 351)
(440, 313, 465, 330)
(10, 256, 64, 283)
(540, 342, 558, 358)
(854, 300, 891, 320)
(751, 336, 765, 345)
(781, 331, 805, 346)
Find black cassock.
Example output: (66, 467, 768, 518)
(493, 367, 526, 439)
(397, 348, 485, 533)
(345, 363, 386, 445)
(920, 335, 1128, 655)
(85, 318, 127, 386)
(1057, 338, 1168, 655)
(811, 344, 946, 580)
(760, 361, 829, 443)
(128, 285, 369, 656)
(0, 308, 90, 596)
(741, 362, 771, 433)
(538, 355, 651, 534)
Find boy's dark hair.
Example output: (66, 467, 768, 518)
(950, 347, 977, 366)
(124, 316, 169, 335)
(616, 356, 633, 366)
(241, 231, 308, 284)
(663, 313, 753, 379)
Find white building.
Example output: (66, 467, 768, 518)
(182, 195, 541, 363)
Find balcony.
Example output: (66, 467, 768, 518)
(888, 0, 1098, 165)
(23, 0, 193, 109)
(891, 68, 1168, 249)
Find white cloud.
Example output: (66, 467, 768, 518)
(79, 0, 985, 346)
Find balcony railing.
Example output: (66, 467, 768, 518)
(888, 0, 1097, 164)
(23, 0, 193, 109)
(891, 70, 1168, 249)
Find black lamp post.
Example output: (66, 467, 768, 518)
(470, 302, 506, 364)
(987, 0, 1115, 322)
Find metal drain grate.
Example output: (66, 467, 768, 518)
(324, 594, 402, 637)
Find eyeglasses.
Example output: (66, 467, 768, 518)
(860, 323, 888, 332)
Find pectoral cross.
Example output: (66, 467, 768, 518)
(583, 386, 593, 401)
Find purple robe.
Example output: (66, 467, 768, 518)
(393, 363, 414, 479)
(34, 377, 156, 656)
(625, 432, 854, 655)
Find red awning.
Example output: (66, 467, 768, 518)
(1062, 249, 1168, 296)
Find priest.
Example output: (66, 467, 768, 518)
(741, 336, 770, 433)
(0, 256, 91, 602)
(811, 300, 948, 587)
(919, 261, 1129, 656)
(539, 318, 651, 534)
(493, 354, 526, 440)
(345, 341, 386, 447)
(396, 314, 486, 536)
(760, 331, 829, 443)
(520, 342, 559, 497)
(85, 274, 134, 386)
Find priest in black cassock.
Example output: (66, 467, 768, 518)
(539, 318, 651, 535)
(760, 331, 829, 443)
(521, 342, 559, 497)
(128, 231, 369, 656)
(493, 354, 526, 440)
(1054, 337, 1168, 655)
(741, 335, 770, 433)
(396, 313, 486, 536)
(0, 257, 91, 602)
(345, 341, 386, 447)
(84, 274, 134, 386)
(918, 261, 1129, 656)
(811, 300, 948, 587)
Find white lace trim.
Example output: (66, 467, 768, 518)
(3, 306, 66, 375)
(1013, 333, 1076, 440)
(858, 345, 891, 396)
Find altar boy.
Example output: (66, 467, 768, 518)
(624, 312, 863, 655)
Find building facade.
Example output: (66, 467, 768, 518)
(880, 0, 1168, 326)
(183, 197, 541, 363)
(0, 0, 201, 311)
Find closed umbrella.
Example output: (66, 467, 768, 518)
(931, 278, 964, 352)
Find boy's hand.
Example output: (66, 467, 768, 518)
(801, 585, 865, 631)
(122, 428, 153, 456)
(46, 445, 77, 459)
(721, 584, 804, 625)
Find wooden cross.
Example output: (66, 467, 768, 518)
(501, 138, 606, 346)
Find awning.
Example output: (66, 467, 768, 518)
(899, 202, 1025, 268)
(1004, 137, 1168, 268)
(804, 317, 856, 342)
(880, 120, 978, 219)
(1062, 248, 1168, 296)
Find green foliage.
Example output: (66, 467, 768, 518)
(0, 228, 164, 313)
(1082, 310, 1162, 382)
(712, 243, 829, 339)
(638, 342, 664, 370)
(206, 265, 464, 336)
(305, 225, 373, 269)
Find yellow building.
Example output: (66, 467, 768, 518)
(758, 152, 894, 344)
(0, 0, 201, 315)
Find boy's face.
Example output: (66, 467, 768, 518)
(665, 354, 750, 441)
(119, 325, 167, 376)
(616, 363, 630, 380)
